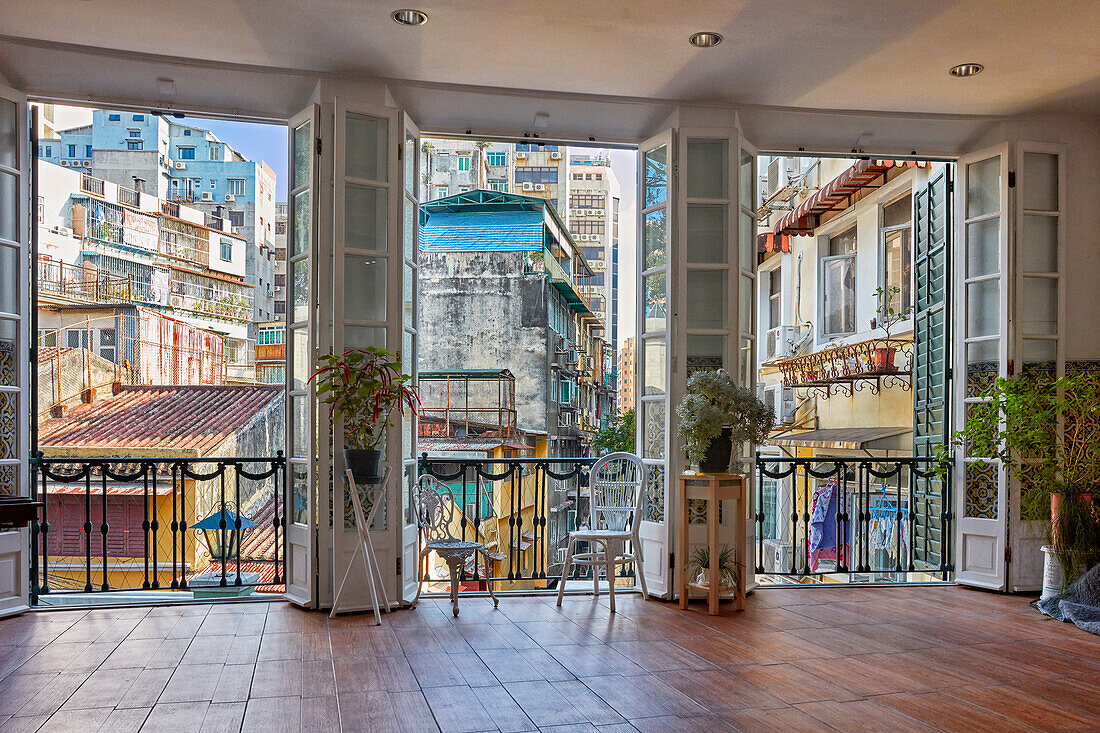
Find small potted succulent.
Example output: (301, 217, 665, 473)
(686, 545, 741, 592)
(310, 347, 419, 482)
(676, 369, 775, 474)
(869, 286, 911, 373)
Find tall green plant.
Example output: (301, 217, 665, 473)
(593, 409, 635, 454)
(309, 347, 419, 450)
(676, 369, 775, 473)
(938, 370, 1100, 582)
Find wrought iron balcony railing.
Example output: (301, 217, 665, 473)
(754, 454, 952, 584)
(30, 453, 286, 603)
(774, 336, 913, 397)
(37, 257, 132, 305)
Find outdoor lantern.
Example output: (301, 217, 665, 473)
(192, 505, 257, 563)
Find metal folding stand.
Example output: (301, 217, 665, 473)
(330, 467, 392, 624)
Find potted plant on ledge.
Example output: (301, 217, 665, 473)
(685, 544, 742, 593)
(677, 369, 775, 474)
(869, 285, 912, 373)
(310, 347, 419, 482)
(940, 369, 1100, 594)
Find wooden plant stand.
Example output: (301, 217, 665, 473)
(678, 472, 746, 615)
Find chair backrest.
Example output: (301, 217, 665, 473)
(587, 452, 645, 533)
(414, 474, 460, 542)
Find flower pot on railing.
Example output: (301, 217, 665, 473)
(344, 448, 383, 484)
(871, 347, 898, 373)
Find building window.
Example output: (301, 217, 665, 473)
(99, 329, 117, 362)
(436, 186, 448, 197)
(569, 194, 605, 209)
(128, 130, 141, 138)
(209, 144, 222, 161)
(85, 145, 92, 157)
(570, 220, 605, 236)
(227, 211, 245, 227)
(183, 129, 191, 136)
(459, 185, 471, 193)
(179, 147, 196, 160)
(66, 144, 75, 157)
(226, 179, 246, 196)
(108, 114, 121, 121)
(42, 145, 51, 157)
(132, 114, 144, 121)
(258, 326, 285, 345)
(210, 179, 216, 188)
(127, 141, 143, 151)
(821, 225, 857, 338)
(490, 181, 508, 192)
(881, 193, 913, 315)
(220, 239, 233, 262)
(457, 155, 471, 172)
(487, 152, 507, 166)
(514, 166, 558, 184)
(38, 330, 57, 348)
(275, 273, 286, 287)
(769, 270, 782, 330)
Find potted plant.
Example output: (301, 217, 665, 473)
(938, 370, 1100, 592)
(310, 347, 419, 482)
(676, 369, 775, 474)
(869, 286, 912, 372)
(685, 544, 741, 592)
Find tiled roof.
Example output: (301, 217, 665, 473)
(38, 385, 282, 455)
(420, 210, 544, 253)
(238, 495, 279, 562)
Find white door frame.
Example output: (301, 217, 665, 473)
(954, 143, 1010, 591)
(0, 83, 30, 618)
(399, 111, 421, 604)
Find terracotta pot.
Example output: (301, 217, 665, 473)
(872, 347, 897, 373)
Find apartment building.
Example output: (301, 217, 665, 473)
(421, 138, 512, 201)
(567, 152, 621, 345)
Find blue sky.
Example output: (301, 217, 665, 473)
(188, 116, 289, 200)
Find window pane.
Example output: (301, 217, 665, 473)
(821, 257, 855, 335)
(643, 273, 666, 332)
(829, 226, 857, 256)
(1023, 152, 1058, 211)
(642, 401, 666, 459)
(1020, 277, 1057, 335)
(1021, 338, 1057, 364)
(403, 264, 415, 327)
(404, 130, 417, 195)
(345, 113, 388, 182)
(687, 334, 724, 376)
(0, 171, 16, 242)
(643, 144, 667, 207)
(292, 259, 309, 323)
(345, 184, 388, 251)
(739, 150, 753, 208)
(292, 120, 311, 190)
(642, 336, 666, 396)
(686, 270, 726, 330)
(966, 279, 999, 337)
(404, 196, 416, 261)
(0, 244, 16, 315)
(344, 255, 387, 321)
(966, 218, 999, 277)
(686, 139, 727, 199)
(1022, 215, 1057, 272)
(883, 193, 912, 228)
(292, 328, 308, 390)
(292, 395, 308, 458)
(967, 155, 1000, 218)
(0, 99, 15, 169)
(883, 228, 912, 311)
(740, 337, 754, 389)
(345, 326, 386, 350)
(292, 464, 309, 525)
(644, 209, 667, 269)
(686, 204, 726, 264)
(739, 211, 754, 272)
(739, 275, 754, 333)
(292, 189, 310, 257)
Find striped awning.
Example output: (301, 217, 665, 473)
(774, 160, 928, 237)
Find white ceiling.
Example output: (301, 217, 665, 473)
(1, 0, 1099, 117)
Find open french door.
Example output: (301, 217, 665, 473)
(0, 84, 30, 617)
(954, 144, 1010, 590)
(636, 129, 675, 598)
(284, 103, 321, 606)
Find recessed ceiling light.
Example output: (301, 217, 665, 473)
(949, 63, 984, 78)
(689, 31, 723, 48)
(392, 9, 428, 26)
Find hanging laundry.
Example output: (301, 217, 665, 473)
(808, 480, 844, 571)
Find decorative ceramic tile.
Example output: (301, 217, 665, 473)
(644, 401, 666, 459)
(0, 390, 15, 461)
(0, 338, 15, 387)
(0, 464, 14, 495)
(965, 361, 999, 398)
(688, 497, 725, 525)
(645, 464, 665, 524)
(964, 462, 997, 519)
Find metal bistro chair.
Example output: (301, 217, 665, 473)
(556, 452, 648, 613)
(413, 475, 499, 617)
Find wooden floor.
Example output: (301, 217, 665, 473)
(1, 586, 1099, 732)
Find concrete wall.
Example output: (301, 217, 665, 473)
(418, 250, 551, 434)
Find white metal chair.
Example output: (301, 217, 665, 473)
(413, 475, 499, 616)
(556, 452, 648, 612)
(331, 468, 391, 624)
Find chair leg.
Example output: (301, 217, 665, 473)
(592, 542, 600, 598)
(634, 537, 649, 600)
(412, 549, 429, 607)
(444, 554, 464, 617)
(556, 539, 575, 607)
(482, 549, 499, 608)
(605, 543, 616, 614)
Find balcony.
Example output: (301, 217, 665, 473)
(37, 257, 132, 305)
(773, 336, 913, 398)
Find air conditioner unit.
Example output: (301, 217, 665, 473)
(224, 194, 236, 202)
(762, 539, 793, 573)
(200, 192, 213, 202)
(83, 161, 91, 167)
(170, 295, 184, 307)
(556, 547, 568, 564)
(522, 182, 534, 191)
(534, 184, 546, 191)
(764, 384, 797, 425)
(56, 226, 70, 237)
(556, 335, 568, 354)
(765, 325, 800, 360)
(550, 152, 562, 160)
(516, 152, 528, 159)
(558, 412, 574, 428)
(60, 160, 68, 166)
(175, 162, 186, 170)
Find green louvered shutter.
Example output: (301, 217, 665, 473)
(912, 167, 952, 576)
